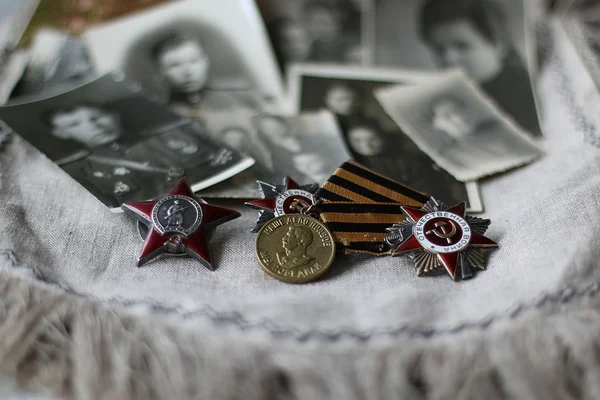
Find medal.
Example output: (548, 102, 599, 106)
(386, 198, 498, 281)
(249, 161, 496, 283)
(245, 176, 319, 232)
(255, 214, 335, 284)
(122, 177, 240, 269)
(248, 176, 335, 283)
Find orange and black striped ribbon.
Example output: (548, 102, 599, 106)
(315, 161, 429, 255)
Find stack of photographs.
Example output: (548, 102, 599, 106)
(0, 0, 40, 104)
(0, 73, 254, 210)
(264, 0, 542, 137)
(0, 0, 546, 213)
(288, 65, 485, 210)
(369, 0, 541, 139)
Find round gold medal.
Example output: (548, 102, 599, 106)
(255, 214, 336, 283)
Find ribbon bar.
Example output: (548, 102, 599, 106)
(316, 160, 429, 206)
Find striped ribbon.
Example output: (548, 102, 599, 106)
(316, 161, 429, 255)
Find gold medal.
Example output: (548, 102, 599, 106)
(255, 214, 335, 284)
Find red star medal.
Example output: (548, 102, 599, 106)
(245, 176, 318, 232)
(121, 177, 240, 270)
(386, 198, 498, 281)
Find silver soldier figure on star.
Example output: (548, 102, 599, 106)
(165, 200, 185, 228)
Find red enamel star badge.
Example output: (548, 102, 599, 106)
(121, 177, 240, 270)
(386, 198, 498, 281)
(245, 176, 318, 232)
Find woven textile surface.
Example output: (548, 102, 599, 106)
(1, 17, 600, 399)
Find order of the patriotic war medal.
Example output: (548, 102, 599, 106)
(245, 176, 319, 232)
(256, 214, 336, 283)
(122, 177, 240, 270)
(386, 198, 497, 281)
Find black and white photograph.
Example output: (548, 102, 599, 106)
(10, 28, 95, 98)
(199, 110, 351, 198)
(288, 63, 482, 211)
(0, 49, 29, 105)
(0, 73, 254, 209)
(83, 0, 286, 118)
(0, 0, 38, 51)
(0, 0, 39, 104)
(372, 0, 542, 137)
(257, 0, 371, 71)
(375, 70, 543, 182)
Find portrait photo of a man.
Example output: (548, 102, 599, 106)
(259, 0, 368, 72)
(47, 104, 121, 149)
(419, 0, 540, 135)
(0, 74, 254, 209)
(150, 33, 264, 115)
(374, 0, 541, 136)
(84, 0, 287, 116)
(45, 103, 190, 206)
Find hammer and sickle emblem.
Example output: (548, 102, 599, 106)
(289, 198, 311, 213)
(426, 221, 457, 244)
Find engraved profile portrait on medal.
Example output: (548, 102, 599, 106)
(255, 214, 336, 283)
(276, 225, 315, 269)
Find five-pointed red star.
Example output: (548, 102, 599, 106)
(245, 176, 304, 213)
(392, 202, 498, 280)
(245, 176, 318, 232)
(122, 177, 240, 270)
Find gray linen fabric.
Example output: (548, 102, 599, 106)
(1, 18, 600, 399)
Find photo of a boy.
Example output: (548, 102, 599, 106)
(419, 0, 540, 135)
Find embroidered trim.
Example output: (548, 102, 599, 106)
(0, 249, 597, 342)
(552, 33, 600, 148)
